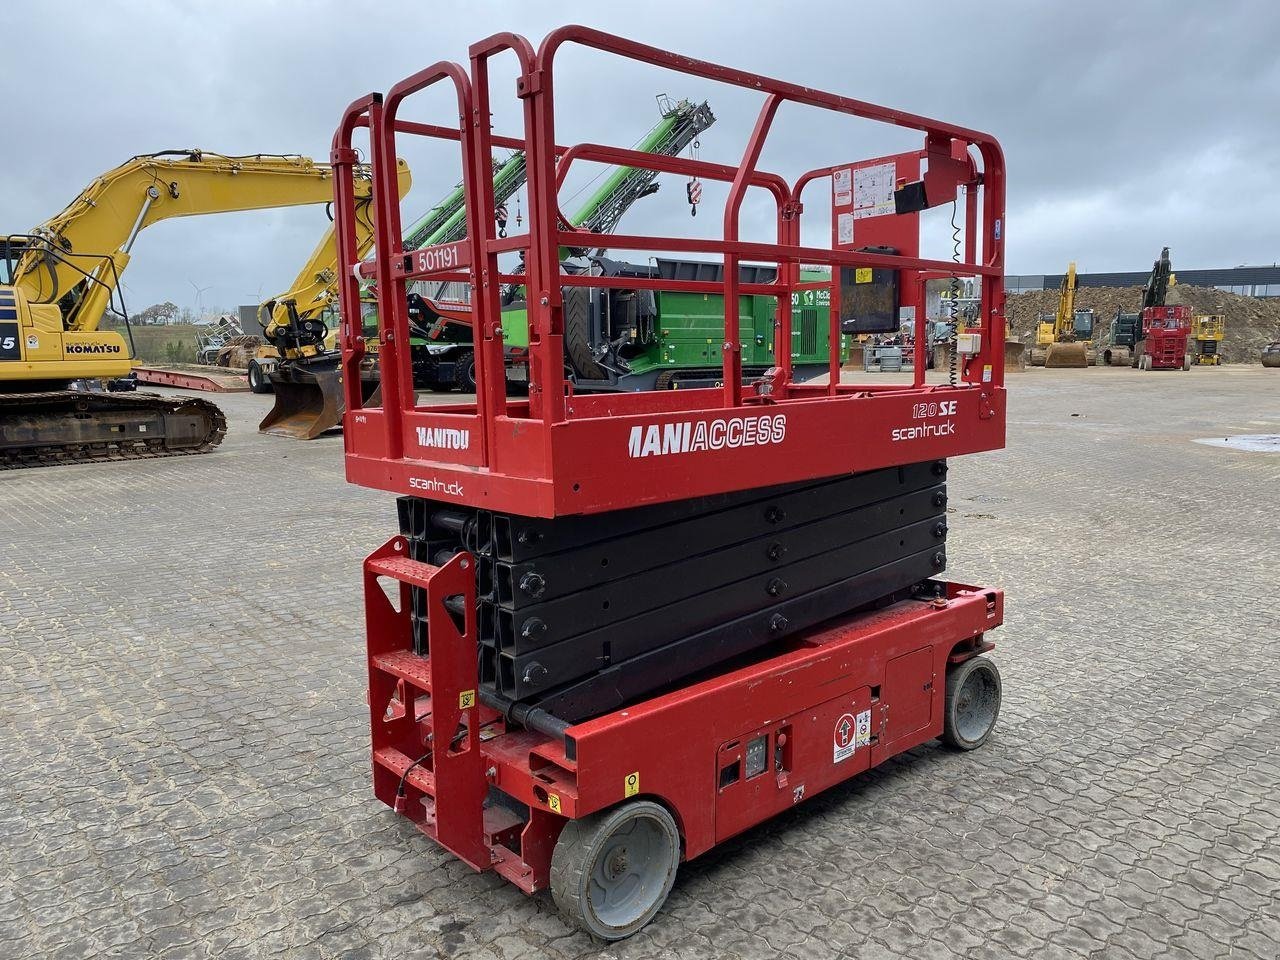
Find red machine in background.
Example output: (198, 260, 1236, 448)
(1140, 305, 1193, 371)
(1106, 247, 1193, 371)
(336, 26, 1008, 939)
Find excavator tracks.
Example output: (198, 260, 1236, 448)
(0, 391, 227, 470)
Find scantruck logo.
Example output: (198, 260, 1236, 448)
(627, 414, 786, 459)
(891, 400, 958, 442)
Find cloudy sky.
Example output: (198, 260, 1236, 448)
(4, 0, 1278, 314)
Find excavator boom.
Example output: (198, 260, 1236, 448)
(1142, 246, 1172, 310)
(0, 150, 379, 468)
(259, 160, 411, 348)
(12, 152, 342, 336)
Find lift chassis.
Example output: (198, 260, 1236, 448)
(339, 25, 1009, 938)
(367, 537, 1002, 905)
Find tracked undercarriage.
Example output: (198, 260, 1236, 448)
(0, 390, 226, 469)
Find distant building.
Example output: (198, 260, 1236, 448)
(1007, 264, 1280, 298)
(238, 304, 266, 338)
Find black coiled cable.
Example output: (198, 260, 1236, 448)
(948, 201, 961, 386)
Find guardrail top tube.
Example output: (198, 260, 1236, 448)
(536, 25, 1008, 394)
(376, 61, 478, 462)
(332, 97, 376, 438)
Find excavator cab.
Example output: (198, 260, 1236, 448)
(1072, 308, 1095, 340)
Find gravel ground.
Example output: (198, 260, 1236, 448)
(2, 366, 1278, 959)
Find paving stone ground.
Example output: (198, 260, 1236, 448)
(1, 367, 1278, 959)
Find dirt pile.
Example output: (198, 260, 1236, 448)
(1006, 285, 1280, 362)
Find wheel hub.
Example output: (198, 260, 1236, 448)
(605, 846, 629, 880)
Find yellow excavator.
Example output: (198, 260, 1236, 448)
(0, 150, 403, 468)
(240, 162, 411, 395)
(1028, 262, 1094, 368)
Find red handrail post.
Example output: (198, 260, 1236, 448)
(332, 96, 377, 446)
(722, 93, 783, 408)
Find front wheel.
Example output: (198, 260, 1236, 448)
(942, 656, 1002, 751)
(550, 800, 680, 940)
(247, 359, 273, 394)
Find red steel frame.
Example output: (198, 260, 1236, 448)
(332, 25, 1008, 520)
(345, 26, 1009, 905)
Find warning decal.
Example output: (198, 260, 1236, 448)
(837, 213, 854, 245)
(833, 167, 852, 207)
(833, 712, 857, 763)
(855, 709, 871, 749)
(835, 708, 873, 763)
(853, 162, 896, 220)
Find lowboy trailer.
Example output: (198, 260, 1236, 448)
(336, 26, 1009, 939)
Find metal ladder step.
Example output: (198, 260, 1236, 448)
(368, 554, 439, 590)
(373, 746, 436, 798)
(372, 650, 434, 691)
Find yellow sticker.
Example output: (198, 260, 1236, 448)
(855, 267, 873, 284)
(624, 772, 640, 797)
(548, 794, 562, 813)
(458, 689, 476, 709)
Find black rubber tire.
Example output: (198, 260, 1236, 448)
(452, 349, 477, 393)
(550, 800, 680, 941)
(247, 359, 273, 394)
(563, 285, 607, 380)
(942, 656, 1002, 751)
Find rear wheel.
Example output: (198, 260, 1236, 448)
(550, 800, 680, 940)
(942, 656, 1001, 751)
(247, 359, 273, 394)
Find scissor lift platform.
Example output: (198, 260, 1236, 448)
(340, 24, 1009, 938)
(332, 25, 1008, 520)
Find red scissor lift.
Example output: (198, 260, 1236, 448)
(335, 27, 1009, 939)
(1140, 305, 1193, 371)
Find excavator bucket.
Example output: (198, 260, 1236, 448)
(1003, 340, 1026, 372)
(1043, 341, 1089, 368)
(259, 356, 347, 440)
